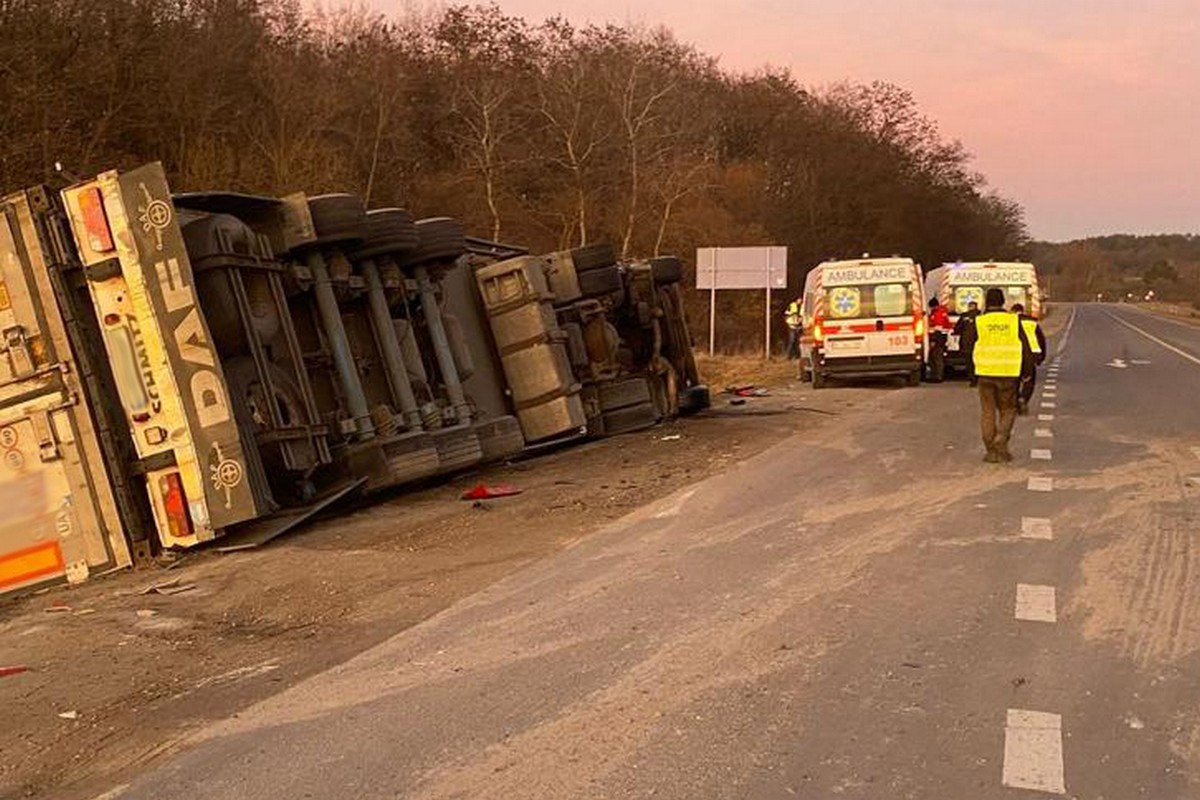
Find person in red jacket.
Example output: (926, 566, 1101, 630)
(926, 298, 953, 382)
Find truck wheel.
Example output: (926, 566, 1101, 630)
(353, 208, 418, 260)
(677, 384, 711, 414)
(571, 243, 617, 272)
(799, 363, 812, 383)
(307, 194, 368, 246)
(906, 370, 921, 387)
(649, 256, 683, 285)
(578, 265, 623, 298)
(812, 369, 827, 389)
(404, 217, 466, 266)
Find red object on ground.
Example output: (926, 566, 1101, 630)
(460, 484, 522, 501)
(0, 665, 29, 678)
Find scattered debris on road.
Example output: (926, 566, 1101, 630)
(460, 484, 523, 501)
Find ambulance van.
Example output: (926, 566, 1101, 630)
(799, 257, 927, 388)
(923, 262, 1042, 373)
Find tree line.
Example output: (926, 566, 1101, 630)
(0, 0, 1028, 349)
(1031, 235, 1200, 304)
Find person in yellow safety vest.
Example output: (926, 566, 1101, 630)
(973, 287, 1033, 463)
(1011, 302, 1047, 415)
(784, 299, 803, 360)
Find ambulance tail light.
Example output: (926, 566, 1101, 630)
(813, 317, 825, 342)
(158, 472, 193, 541)
(77, 187, 115, 253)
(914, 315, 926, 337)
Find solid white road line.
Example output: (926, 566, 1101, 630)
(1054, 306, 1078, 357)
(1031, 449, 1053, 460)
(1021, 517, 1053, 540)
(1038, 414, 1055, 421)
(1106, 310, 1200, 367)
(1035, 428, 1053, 438)
(1028, 477, 1054, 492)
(1016, 584, 1057, 622)
(1003, 709, 1066, 794)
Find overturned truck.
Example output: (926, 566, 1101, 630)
(0, 163, 707, 595)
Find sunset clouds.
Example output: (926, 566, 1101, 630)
(367, 0, 1198, 239)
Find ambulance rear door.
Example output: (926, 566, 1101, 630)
(0, 188, 131, 595)
(820, 261, 921, 362)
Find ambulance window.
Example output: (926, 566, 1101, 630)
(827, 286, 861, 318)
(953, 287, 984, 313)
(873, 284, 908, 317)
(1004, 286, 1028, 309)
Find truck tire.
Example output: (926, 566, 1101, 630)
(599, 401, 659, 436)
(597, 376, 653, 412)
(353, 208, 418, 260)
(578, 265, 623, 298)
(812, 369, 828, 389)
(307, 194, 368, 246)
(677, 384, 711, 415)
(906, 369, 921, 387)
(404, 217, 466, 266)
(649, 256, 683, 285)
(571, 243, 617, 272)
(799, 363, 812, 383)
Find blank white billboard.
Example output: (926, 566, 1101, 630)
(696, 246, 788, 290)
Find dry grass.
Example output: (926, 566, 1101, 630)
(695, 353, 800, 389)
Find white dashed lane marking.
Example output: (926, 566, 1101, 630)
(1035, 428, 1053, 438)
(1015, 584, 1057, 622)
(1042, 402, 1056, 409)
(1191, 447, 1200, 462)
(1031, 449, 1053, 460)
(1021, 517, 1053, 540)
(1043, 392, 1058, 399)
(1038, 414, 1055, 421)
(1003, 709, 1066, 794)
(1028, 477, 1053, 492)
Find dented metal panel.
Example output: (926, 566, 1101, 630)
(0, 190, 131, 594)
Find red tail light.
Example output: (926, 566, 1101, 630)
(77, 187, 114, 253)
(158, 472, 193, 540)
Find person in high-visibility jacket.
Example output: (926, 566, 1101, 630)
(1011, 303, 1047, 415)
(973, 288, 1033, 462)
(784, 299, 803, 360)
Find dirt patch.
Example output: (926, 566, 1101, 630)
(694, 353, 799, 391)
(1069, 439, 1200, 667)
(0, 383, 826, 799)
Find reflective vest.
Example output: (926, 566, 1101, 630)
(973, 311, 1023, 377)
(784, 301, 802, 329)
(1021, 319, 1042, 355)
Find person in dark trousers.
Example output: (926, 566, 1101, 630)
(1011, 303, 1046, 415)
(784, 299, 802, 360)
(926, 298, 952, 382)
(953, 300, 981, 386)
(973, 288, 1032, 463)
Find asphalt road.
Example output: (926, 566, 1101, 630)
(101, 304, 1200, 800)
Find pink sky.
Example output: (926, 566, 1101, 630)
(366, 0, 1199, 241)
